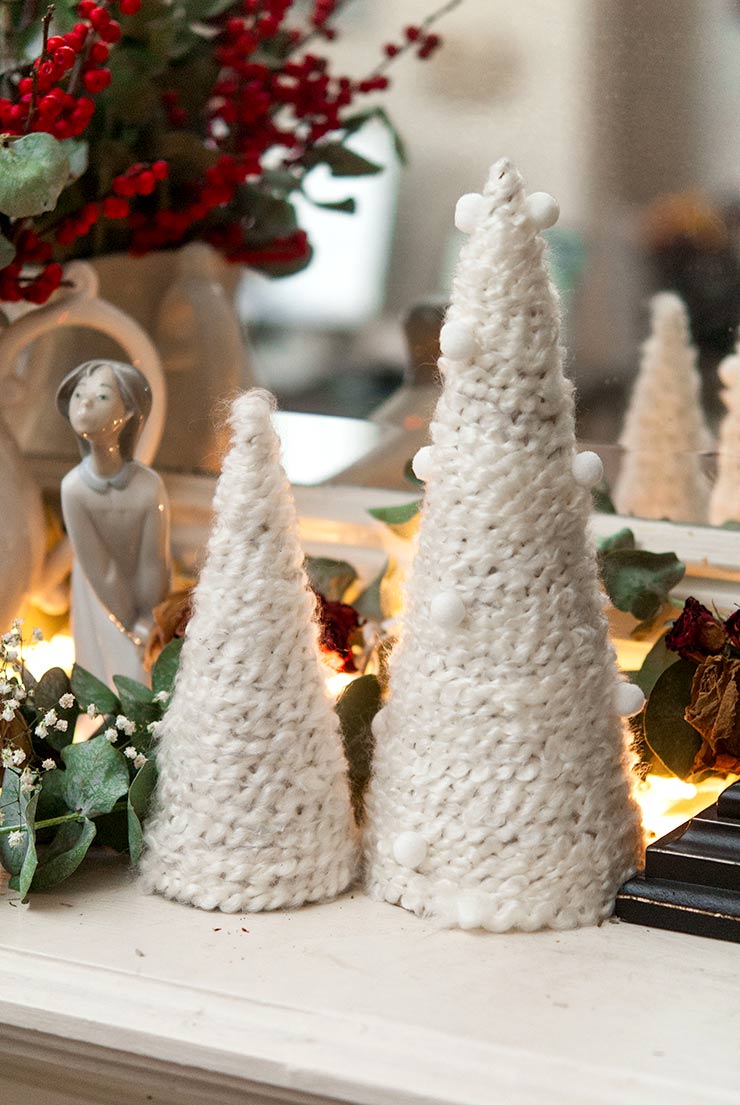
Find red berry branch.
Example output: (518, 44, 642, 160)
(0, 0, 462, 302)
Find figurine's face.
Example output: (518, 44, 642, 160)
(68, 365, 132, 442)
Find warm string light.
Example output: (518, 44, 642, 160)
(22, 632, 75, 680)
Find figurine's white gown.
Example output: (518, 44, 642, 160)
(61, 458, 170, 686)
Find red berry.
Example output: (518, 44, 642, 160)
(77, 0, 95, 16)
(100, 20, 121, 42)
(118, 0, 140, 13)
(137, 170, 156, 195)
(151, 159, 168, 180)
(89, 6, 111, 31)
(89, 42, 109, 63)
(103, 196, 129, 218)
(405, 25, 420, 41)
(384, 43, 399, 57)
(83, 68, 112, 92)
(46, 35, 64, 52)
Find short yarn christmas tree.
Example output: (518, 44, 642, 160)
(362, 158, 643, 933)
(614, 292, 711, 523)
(709, 332, 740, 525)
(140, 389, 358, 912)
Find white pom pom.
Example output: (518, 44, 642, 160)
(371, 708, 386, 738)
(412, 446, 434, 482)
(571, 450, 604, 489)
(439, 320, 476, 361)
(615, 682, 646, 718)
(454, 192, 487, 234)
(393, 831, 428, 870)
(525, 192, 560, 230)
(430, 590, 466, 629)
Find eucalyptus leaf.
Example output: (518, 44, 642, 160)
(598, 528, 635, 555)
(113, 675, 158, 728)
(335, 674, 381, 822)
(61, 736, 130, 818)
(0, 232, 14, 270)
(31, 817, 96, 891)
(305, 557, 357, 602)
(599, 549, 685, 621)
(35, 768, 70, 822)
(151, 638, 183, 698)
(35, 667, 77, 750)
(127, 758, 157, 863)
(632, 634, 679, 697)
(0, 133, 70, 219)
(16, 790, 39, 901)
(0, 769, 30, 877)
(61, 139, 89, 181)
(310, 196, 356, 214)
(592, 481, 616, 513)
(353, 562, 388, 621)
(70, 664, 120, 716)
(304, 142, 383, 178)
(342, 106, 408, 163)
(644, 658, 702, 779)
(368, 500, 421, 539)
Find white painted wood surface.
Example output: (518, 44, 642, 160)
(0, 858, 739, 1105)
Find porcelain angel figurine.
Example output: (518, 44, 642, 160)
(56, 359, 171, 685)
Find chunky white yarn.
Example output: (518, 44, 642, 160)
(614, 292, 711, 523)
(139, 389, 358, 912)
(709, 333, 740, 525)
(362, 158, 643, 933)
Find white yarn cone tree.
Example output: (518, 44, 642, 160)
(709, 332, 740, 525)
(363, 159, 643, 933)
(140, 390, 358, 912)
(614, 292, 711, 523)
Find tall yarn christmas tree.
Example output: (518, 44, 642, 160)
(709, 332, 740, 525)
(614, 291, 711, 523)
(140, 389, 358, 912)
(362, 158, 643, 933)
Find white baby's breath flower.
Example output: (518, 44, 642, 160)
(35, 722, 48, 739)
(14, 686, 26, 701)
(1, 748, 12, 767)
(8, 829, 23, 847)
(2, 702, 17, 721)
(11, 748, 25, 766)
(31, 627, 43, 642)
(54, 719, 68, 733)
(153, 691, 169, 704)
(0, 680, 12, 695)
(86, 703, 98, 718)
(116, 715, 136, 736)
(41, 758, 56, 771)
(43, 709, 57, 727)
(104, 727, 118, 742)
(146, 720, 161, 736)
(59, 693, 75, 709)
(133, 753, 147, 769)
(123, 746, 137, 759)
(20, 769, 36, 793)
(5, 647, 19, 661)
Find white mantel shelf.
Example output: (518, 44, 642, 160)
(1, 861, 739, 1105)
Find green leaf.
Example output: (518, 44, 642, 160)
(631, 634, 679, 697)
(353, 562, 388, 622)
(31, 818, 96, 891)
(0, 133, 70, 219)
(0, 231, 14, 269)
(599, 549, 685, 621)
(152, 638, 183, 698)
(310, 196, 356, 214)
(592, 481, 616, 513)
(71, 664, 120, 716)
(305, 557, 358, 602)
(335, 675, 381, 822)
(61, 736, 130, 818)
(643, 659, 702, 779)
(0, 769, 34, 878)
(368, 500, 422, 539)
(342, 107, 408, 163)
(34, 768, 70, 822)
(598, 527, 635, 555)
(35, 667, 77, 751)
(127, 758, 158, 863)
(113, 675, 153, 705)
(304, 142, 383, 178)
(17, 790, 39, 901)
(61, 139, 88, 181)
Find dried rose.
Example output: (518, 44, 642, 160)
(685, 655, 740, 774)
(724, 608, 740, 651)
(665, 597, 726, 660)
(144, 589, 193, 672)
(314, 591, 362, 673)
